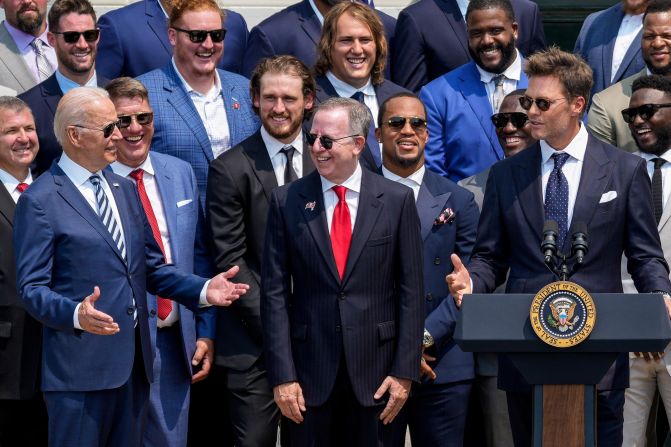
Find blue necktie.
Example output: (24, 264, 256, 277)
(545, 152, 570, 248)
(89, 175, 127, 262)
(351, 91, 381, 168)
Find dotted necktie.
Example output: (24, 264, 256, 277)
(330, 186, 352, 280)
(350, 91, 381, 167)
(280, 145, 299, 184)
(545, 152, 571, 248)
(89, 175, 126, 262)
(652, 158, 667, 224)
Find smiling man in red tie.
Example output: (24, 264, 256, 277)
(261, 96, 424, 446)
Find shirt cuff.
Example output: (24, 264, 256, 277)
(73, 303, 83, 330)
(199, 279, 212, 307)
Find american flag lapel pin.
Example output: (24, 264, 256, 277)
(305, 201, 316, 211)
(232, 96, 240, 110)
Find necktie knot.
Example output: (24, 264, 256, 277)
(89, 174, 101, 187)
(552, 152, 570, 171)
(280, 145, 295, 159)
(129, 168, 144, 182)
(333, 185, 347, 202)
(654, 157, 667, 169)
(16, 182, 29, 193)
(493, 75, 505, 87)
(351, 91, 365, 103)
(30, 38, 44, 54)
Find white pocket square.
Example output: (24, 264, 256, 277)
(599, 191, 617, 204)
(176, 199, 192, 208)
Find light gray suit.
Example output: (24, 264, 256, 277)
(0, 22, 37, 94)
(587, 68, 646, 153)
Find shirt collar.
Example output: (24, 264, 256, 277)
(540, 123, 588, 164)
(0, 167, 32, 188)
(111, 154, 155, 178)
(326, 70, 375, 98)
(638, 148, 671, 164)
(55, 69, 97, 94)
(157, 0, 169, 18)
(320, 163, 363, 194)
(381, 165, 425, 187)
(308, 0, 325, 25)
(260, 127, 304, 159)
(456, 0, 470, 18)
(476, 49, 522, 84)
(58, 151, 105, 187)
(3, 20, 50, 52)
(171, 57, 222, 99)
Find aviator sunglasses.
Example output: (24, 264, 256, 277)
(383, 116, 428, 131)
(306, 132, 360, 150)
(72, 121, 119, 139)
(117, 112, 154, 129)
(51, 29, 100, 44)
(621, 103, 671, 124)
(491, 112, 529, 129)
(519, 95, 566, 112)
(172, 27, 226, 43)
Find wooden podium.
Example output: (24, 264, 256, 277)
(455, 293, 671, 447)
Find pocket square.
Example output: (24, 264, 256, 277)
(599, 191, 617, 204)
(176, 199, 192, 208)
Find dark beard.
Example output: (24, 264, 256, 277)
(15, 6, 43, 35)
(469, 38, 517, 74)
(637, 130, 671, 156)
(645, 58, 671, 77)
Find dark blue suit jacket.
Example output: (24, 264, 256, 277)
(574, 2, 645, 96)
(468, 135, 671, 391)
(391, 0, 546, 92)
(415, 169, 479, 385)
(18, 73, 109, 175)
(420, 59, 528, 182)
(261, 169, 424, 407)
(96, 0, 248, 77)
(241, 0, 396, 78)
(13, 164, 208, 391)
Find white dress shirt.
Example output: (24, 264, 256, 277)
(321, 164, 363, 232)
(639, 149, 671, 212)
(540, 124, 589, 228)
(612, 14, 644, 82)
(0, 168, 33, 203)
(308, 0, 326, 25)
(172, 59, 231, 158)
(381, 165, 425, 201)
(326, 71, 380, 128)
(2, 21, 57, 83)
(260, 127, 304, 186)
(476, 49, 523, 112)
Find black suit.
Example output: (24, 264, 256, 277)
(0, 180, 46, 445)
(18, 73, 109, 175)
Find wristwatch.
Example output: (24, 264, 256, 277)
(423, 328, 434, 348)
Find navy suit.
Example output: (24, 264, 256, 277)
(468, 136, 671, 446)
(96, 0, 248, 77)
(18, 73, 109, 175)
(391, 0, 546, 92)
(242, 0, 396, 78)
(574, 2, 645, 96)
(420, 59, 528, 182)
(389, 169, 479, 447)
(261, 169, 424, 444)
(13, 164, 208, 446)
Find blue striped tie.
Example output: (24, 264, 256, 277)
(89, 175, 126, 262)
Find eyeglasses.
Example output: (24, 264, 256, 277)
(172, 27, 226, 43)
(306, 132, 360, 150)
(491, 112, 529, 129)
(72, 121, 119, 139)
(51, 29, 100, 44)
(383, 116, 428, 131)
(621, 103, 671, 124)
(117, 112, 154, 129)
(519, 95, 566, 112)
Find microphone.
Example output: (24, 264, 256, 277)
(541, 220, 559, 264)
(570, 222, 589, 265)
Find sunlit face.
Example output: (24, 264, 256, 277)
(67, 97, 122, 172)
(467, 7, 518, 74)
(112, 96, 154, 168)
(0, 0, 47, 35)
(376, 96, 428, 171)
(628, 87, 671, 156)
(642, 12, 671, 76)
(494, 95, 537, 157)
(169, 9, 224, 81)
(0, 107, 38, 179)
(329, 12, 377, 89)
(47, 13, 98, 80)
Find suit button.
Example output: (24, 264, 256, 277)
(335, 325, 341, 332)
(149, 309, 156, 317)
(434, 257, 441, 265)
(426, 293, 433, 301)
(339, 292, 346, 300)
(127, 306, 136, 315)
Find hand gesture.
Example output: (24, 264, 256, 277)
(634, 352, 665, 362)
(77, 286, 120, 335)
(273, 382, 306, 424)
(374, 376, 411, 424)
(420, 349, 437, 380)
(206, 265, 250, 306)
(446, 254, 472, 308)
(191, 338, 214, 383)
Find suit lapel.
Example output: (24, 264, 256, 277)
(434, 0, 469, 56)
(0, 185, 15, 225)
(298, 0, 323, 47)
(302, 134, 316, 176)
(40, 75, 63, 116)
(613, 29, 643, 82)
(600, 5, 624, 87)
(0, 23, 34, 91)
(513, 144, 544, 243)
(244, 131, 278, 201)
(219, 70, 245, 145)
(416, 174, 451, 241)
(146, 0, 173, 55)
(659, 203, 671, 233)
(103, 170, 133, 266)
(315, 75, 338, 104)
(152, 154, 178, 262)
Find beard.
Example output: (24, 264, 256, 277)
(15, 3, 44, 34)
(263, 113, 304, 141)
(469, 38, 517, 74)
(644, 55, 671, 77)
(637, 130, 671, 156)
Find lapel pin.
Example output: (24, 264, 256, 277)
(305, 201, 316, 211)
(112, 182, 120, 188)
(232, 97, 240, 110)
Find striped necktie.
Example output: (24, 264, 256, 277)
(89, 175, 126, 262)
(30, 38, 53, 82)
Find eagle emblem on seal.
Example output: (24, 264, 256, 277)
(548, 297, 579, 332)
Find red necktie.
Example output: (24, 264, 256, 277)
(129, 169, 173, 320)
(330, 185, 352, 280)
(16, 182, 28, 193)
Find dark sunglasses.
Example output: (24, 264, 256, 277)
(491, 112, 528, 129)
(117, 112, 154, 129)
(383, 116, 428, 131)
(172, 27, 226, 43)
(306, 132, 360, 150)
(51, 29, 100, 44)
(621, 103, 671, 124)
(519, 95, 566, 112)
(73, 121, 119, 139)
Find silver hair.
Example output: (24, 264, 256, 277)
(313, 96, 371, 137)
(0, 96, 31, 115)
(53, 87, 110, 146)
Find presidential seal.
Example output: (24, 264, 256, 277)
(529, 281, 596, 348)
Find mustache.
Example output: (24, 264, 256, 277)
(18, 3, 38, 13)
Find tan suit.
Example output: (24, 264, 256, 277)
(0, 22, 37, 94)
(587, 68, 646, 153)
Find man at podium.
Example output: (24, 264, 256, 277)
(447, 47, 671, 447)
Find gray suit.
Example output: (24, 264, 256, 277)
(587, 68, 646, 153)
(0, 23, 37, 94)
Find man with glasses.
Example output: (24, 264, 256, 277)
(137, 0, 258, 209)
(419, 0, 529, 182)
(446, 47, 671, 447)
(13, 86, 249, 447)
(105, 77, 215, 447)
(19, 0, 108, 175)
(377, 92, 479, 447)
(261, 96, 424, 446)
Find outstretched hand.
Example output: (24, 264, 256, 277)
(206, 265, 250, 306)
(446, 254, 472, 309)
(78, 286, 120, 335)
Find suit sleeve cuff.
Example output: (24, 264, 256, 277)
(73, 303, 83, 330)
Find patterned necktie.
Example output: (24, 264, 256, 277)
(350, 91, 381, 167)
(545, 152, 571, 248)
(280, 145, 299, 184)
(130, 169, 173, 320)
(16, 182, 29, 193)
(492, 75, 506, 113)
(89, 175, 126, 262)
(331, 186, 352, 280)
(30, 38, 53, 82)
(652, 158, 667, 224)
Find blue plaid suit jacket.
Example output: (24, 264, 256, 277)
(138, 64, 260, 208)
